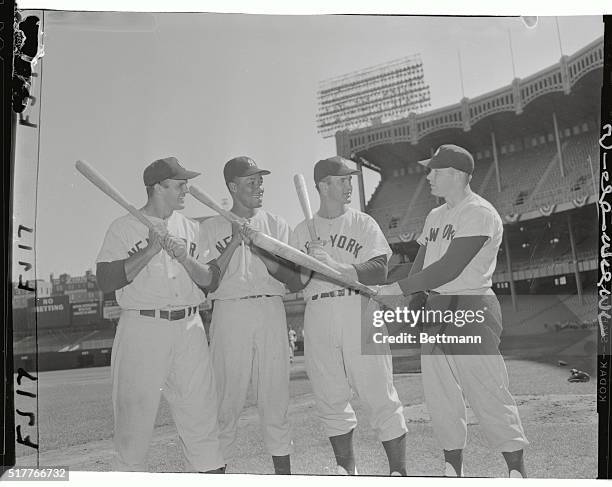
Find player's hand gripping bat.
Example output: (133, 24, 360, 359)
(188, 184, 378, 298)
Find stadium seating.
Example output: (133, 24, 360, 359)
(12, 327, 116, 354)
(13, 335, 37, 355)
(13, 329, 95, 353)
(376, 157, 491, 237)
(368, 173, 424, 233)
(480, 143, 556, 215)
(75, 327, 116, 350)
(560, 291, 598, 323)
(367, 131, 598, 259)
(498, 293, 595, 336)
(530, 132, 599, 209)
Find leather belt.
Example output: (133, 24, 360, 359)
(139, 306, 198, 321)
(240, 294, 274, 300)
(311, 289, 360, 301)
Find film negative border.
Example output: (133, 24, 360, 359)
(7, 6, 45, 472)
(1, 0, 17, 475)
(598, 14, 612, 481)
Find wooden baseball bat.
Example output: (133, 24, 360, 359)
(188, 184, 247, 226)
(293, 174, 318, 241)
(188, 184, 378, 297)
(75, 160, 156, 230)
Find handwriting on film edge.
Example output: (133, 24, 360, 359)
(15, 224, 39, 450)
(598, 128, 612, 344)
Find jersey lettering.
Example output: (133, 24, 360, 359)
(127, 239, 148, 257)
(177, 238, 199, 258)
(328, 233, 363, 258)
(442, 224, 456, 240)
(215, 235, 233, 254)
(429, 227, 440, 242)
(428, 224, 455, 244)
(345, 238, 356, 253)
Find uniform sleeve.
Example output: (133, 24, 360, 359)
(360, 215, 391, 262)
(354, 254, 387, 285)
(454, 205, 496, 240)
(96, 221, 129, 263)
(416, 212, 432, 246)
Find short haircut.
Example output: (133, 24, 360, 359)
(145, 179, 171, 198)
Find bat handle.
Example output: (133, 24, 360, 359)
(306, 219, 318, 242)
(354, 282, 378, 298)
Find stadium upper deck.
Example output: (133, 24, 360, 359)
(335, 37, 603, 246)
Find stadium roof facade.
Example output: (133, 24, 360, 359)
(335, 36, 603, 170)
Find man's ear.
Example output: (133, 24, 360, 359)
(227, 181, 237, 193)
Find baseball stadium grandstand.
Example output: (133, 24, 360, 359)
(283, 36, 602, 365)
(331, 36, 602, 341)
(13, 37, 601, 373)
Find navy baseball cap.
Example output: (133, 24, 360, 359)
(418, 144, 474, 175)
(314, 156, 361, 185)
(143, 157, 200, 186)
(223, 156, 271, 183)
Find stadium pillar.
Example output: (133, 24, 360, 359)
(552, 112, 565, 178)
(491, 132, 502, 192)
(356, 159, 366, 212)
(566, 213, 584, 304)
(430, 148, 442, 205)
(503, 232, 518, 311)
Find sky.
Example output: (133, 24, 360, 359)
(11, 5, 605, 280)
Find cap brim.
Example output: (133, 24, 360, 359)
(338, 168, 361, 176)
(241, 168, 271, 177)
(417, 158, 431, 168)
(171, 169, 201, 180)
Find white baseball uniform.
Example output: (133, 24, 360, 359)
(417, 191, 529, 452)
(291, 208, 407, 440)
(96, 211, 223, 472)
(199, 210, 292, 460)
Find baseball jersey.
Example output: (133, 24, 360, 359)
(417, 191, 502, 295)
(291, 207, 391, 300)
(199, 210, 290, 300)
(96, 211, 205, 309)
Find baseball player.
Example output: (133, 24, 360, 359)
(391, 145, 529, 477)
(288, 328, 297, 363)
(290, 156, 408, 476)
(95, 157, 234, 473)
(199, 156, 293, 475)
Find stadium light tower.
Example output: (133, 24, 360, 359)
(316, 54, 431, 138)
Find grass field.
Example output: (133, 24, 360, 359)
(14, 328, 598, 478)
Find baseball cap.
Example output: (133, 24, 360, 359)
(418, 144, 474, 175)
(143, 157, 200, 186)
(223, 156, 271, 182)
(314, 156, 361, 185)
